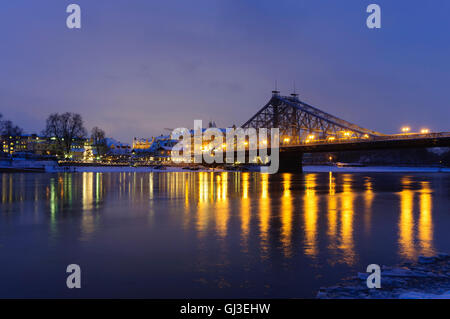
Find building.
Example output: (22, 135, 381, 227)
(103, 138, 131, 162)
(132, 135, 178, 163)
(133, 137, 153, 150)
(1, 134, 37, 155)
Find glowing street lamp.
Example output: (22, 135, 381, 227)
(420, 128, 430, 134)
(401, 126, 411, 133)
(283, 137, 290, 143)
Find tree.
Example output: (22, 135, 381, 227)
(43, 112, 87, 155)
(1, 120, 23, 136)
(91, 126, 107, 158)
(0, 114, 23, 136)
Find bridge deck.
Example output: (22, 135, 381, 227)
(280, 135, 450, 153)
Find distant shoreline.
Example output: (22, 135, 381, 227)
(43, 165, 450, 173)
(303, 165, 450, 173)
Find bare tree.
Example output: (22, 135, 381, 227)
(91, 126, 107, 157)
(43, 112, 87, 155)
(0, 114, 23, 136)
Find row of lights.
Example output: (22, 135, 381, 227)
(196, 127, 433, 148)
(401, 127, 430, 134)
(239, 126, 431, 146)
(201, 139, 270, 152)
(283, 131, 370, 144)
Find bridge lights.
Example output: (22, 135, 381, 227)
(363, 134, 369, 139)
(283, 137, 290, 143)
(304, 135, 315, 144)
(401, 126, 411, 133)
(420, 129, 430, 134)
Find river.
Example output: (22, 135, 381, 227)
(0, 171, 449, 298)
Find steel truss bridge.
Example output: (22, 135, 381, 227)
(240, 91, 450, 172)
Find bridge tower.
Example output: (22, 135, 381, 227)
(271, 90, 280, 129)
(241, 91, 385, 173)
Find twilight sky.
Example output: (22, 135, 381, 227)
(1, 0, 450, 142)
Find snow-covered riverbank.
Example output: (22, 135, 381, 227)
(303, 165, 450, 173)
(317, 254, 450, 299)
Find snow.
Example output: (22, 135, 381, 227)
(399, 291, 450, 299)
(303, 165, 450, 173)
(317, 253, 450, 299)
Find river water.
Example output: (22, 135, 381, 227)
(0, 171, 449, 298)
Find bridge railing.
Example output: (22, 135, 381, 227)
(280, 132, 450, 147)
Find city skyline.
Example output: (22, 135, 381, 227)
(1, 0, 450, 142)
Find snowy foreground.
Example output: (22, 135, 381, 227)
(317, 254, 450, 299)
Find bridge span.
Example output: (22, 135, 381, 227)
(240, 92, 450, 172)
(278, 133, 450, 172)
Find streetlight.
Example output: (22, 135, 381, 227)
(420, 128, 430, 134)
(401, 126, 411, 133)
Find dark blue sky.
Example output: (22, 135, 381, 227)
(1, 0, 450, 142)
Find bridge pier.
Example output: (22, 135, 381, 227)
(277, 151, 303, 173)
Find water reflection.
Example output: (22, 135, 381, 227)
(327, 173, 338, 247)
(399, 177, 415, 259)
(0, 171, 440, 269)
(259, 173, 270, 258)
(240, 173, 250, 252)
(215, 172, 229, 239)
(398, 177, 436, 260)
(281, 174, 293, 258)
(197, 172, 210, 236)
(339, 175, 355, 265)
(419, 181, 434, 256)
(304, 174, 318, 258)
(364, 177, 374, 236)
